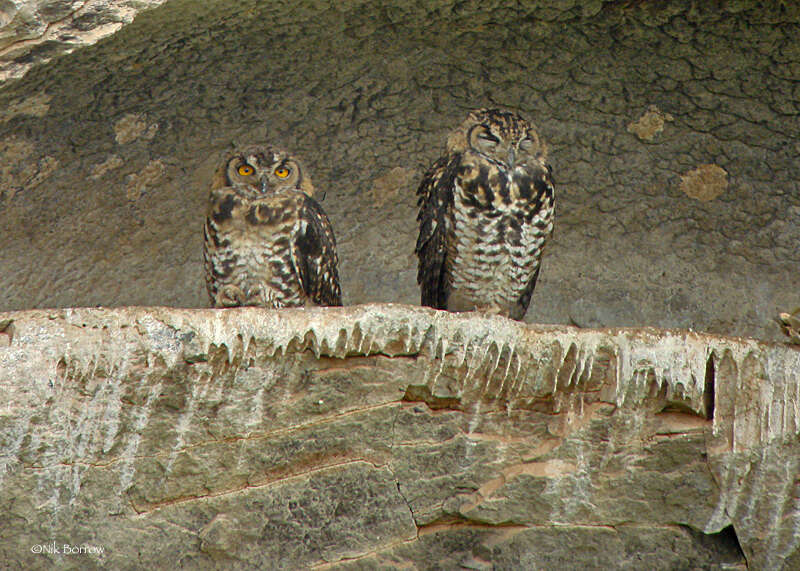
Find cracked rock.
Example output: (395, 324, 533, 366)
(1, 305, 797, 569)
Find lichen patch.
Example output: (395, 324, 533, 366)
(114, 113, 159, 145)
(627, 105, 674, 142)
(125, 160, 166, 201)
(91, 155, 124, 180)
(680, 164, 728, 202)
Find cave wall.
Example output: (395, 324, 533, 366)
(0, 0, 798, 342)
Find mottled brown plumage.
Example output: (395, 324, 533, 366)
(203, 145, 341, 308)
(778, 308, 800, 345)
(415, 108, 555, 320)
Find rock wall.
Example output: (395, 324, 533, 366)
(2, 304, 799, 569)
(0, 0, 169, 82)
(0, 1, 798, 341)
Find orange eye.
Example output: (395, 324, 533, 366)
(274, 167, 290, 178)
(237, 164, 254, 176)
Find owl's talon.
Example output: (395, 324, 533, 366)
(216, 285, 247, 307)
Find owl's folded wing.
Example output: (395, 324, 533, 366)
(415, 155, 459, 310)
(293, 195, 342, 307)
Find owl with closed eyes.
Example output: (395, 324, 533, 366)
(203, 145, 342, 308)
(415, 108, 555, 320)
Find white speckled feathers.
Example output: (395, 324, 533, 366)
(415, 108, 555, 320)
(203, 145, 341, 308)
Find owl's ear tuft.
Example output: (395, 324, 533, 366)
(212, 159, 230, 189)
(299, 176, 315, 197)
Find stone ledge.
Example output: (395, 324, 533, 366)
(0, 304, 797, 569)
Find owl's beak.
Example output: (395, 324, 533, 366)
(260, 176, 270, 193)
(507, 147, 516, 168)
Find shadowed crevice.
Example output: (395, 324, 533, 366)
(704, 353, 715, 421)
(416, 513, 529, 534)
(402, 384, 462, 411)
(680, 524, 746, 567)
(0, 318, 13, 346)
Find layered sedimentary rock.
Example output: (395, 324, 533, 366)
(1, 305, 798, 569)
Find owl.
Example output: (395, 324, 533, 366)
(778, 308, 800, 345)
(203, 145, 342, 309)
(415, 108, 555, 321)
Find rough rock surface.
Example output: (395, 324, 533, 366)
(0, 1, 798, 344)
(1, 304, 799, 569)
(0, 0, 168, 82)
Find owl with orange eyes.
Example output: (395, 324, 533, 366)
(203, 145, 342, 308)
